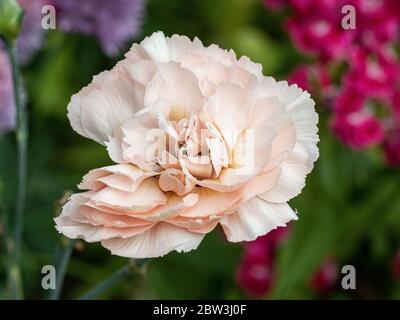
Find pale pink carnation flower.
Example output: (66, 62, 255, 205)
(55, 32, 319, 258)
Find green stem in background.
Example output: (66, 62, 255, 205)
(0, 177, 10, 248)
(78, 265, 131, 300)
(6, 41, 28, 300)
(48, 239, 76, 300)
(78, 259, 149, 300)
(0, 178, 14, 298)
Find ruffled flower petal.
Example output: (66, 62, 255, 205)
(220, 197, 297, 242)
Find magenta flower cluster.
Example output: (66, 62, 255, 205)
(236, 225, 340, 297)
(236, 227, 289, 297)
(265, 0, 400, 165)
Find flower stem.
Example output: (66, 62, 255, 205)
(0, 179, 16, 298)
(48, 239, 76, 300)
(78, 265, 131, 300)
(6, 41, 28, 300)
(77, 259, 149, 300)
(0, 178, 10, 247)
(1, 187, 20, 299)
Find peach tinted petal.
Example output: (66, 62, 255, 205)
(80, 205, 152, 228)
(202, 83, 252, 151)
(180, 155, 213, 179)
(140, 31, 170, 63)
(178, 187, 242, 218)
(105, 129, 126, 164)
(220, 197, 297, 242)
(68, 67, 144, 145)
(91, 178, 167, 211)
(259, 144, 309, 203)
(250, 78, 319, 171)
(242, 167, 282, 201)
(165, 34, 195, 61)
(261, 119, 296, 173)
(101, 222, 205, 258)
(54, 195, 155, 242)
(159, 169, 195, 196)
(141, 193, 199, 220)
(67, 71, 109, 142)
(196, 114, 276, 192)
(144, 62, 204, 120)
(122, 60, 157, 86)
(181, 57, 231, 96)
(237, 55, 263, 79)
(55, 215, 154, 242)
(125, 43, 149, 63)
(170, 216, 219, 234)
(79, 164, 158, 192)
(120, 126, 165, 171)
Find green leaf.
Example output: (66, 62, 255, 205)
(0, 0, 23, 43)
(271, 205, 337, 298)
(145, 231, 241, 299)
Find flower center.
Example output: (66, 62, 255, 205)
(156, 113, 228, 183)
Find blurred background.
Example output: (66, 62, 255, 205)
(1, 0, 400, 299)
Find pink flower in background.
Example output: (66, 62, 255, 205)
(310, 258, 338, 294)
(393, 250, 400, 280)
(236, 226, 290, 297)
(289, 64, 331, 92)
(333, 48, 400, 152)
(387, 0, 400, 15)
(288, 65, 310, 91)
(284, 0, 358, 60)
(271, 0, 399, 61)
(288, 0, 331, 14)
(353, 0, 399, 49)
(344, 48, 400, 101)
(236, 245, 274, 297)
(334, 49, 400, 151)
(392, 91, 400, 122)
(334, 88, 364, 114)
(264, 0, 400, 161)
(262, 0, 287, 11)
(55, 32, 319, 258)
(384, 127, 400, 166)
(0, 49, 16, 133)
(331, 112, 384, 150)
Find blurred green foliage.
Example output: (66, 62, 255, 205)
(0, 0, 400, 299)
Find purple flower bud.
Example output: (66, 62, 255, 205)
(17, 0, 48, 64)
(0, 48, 16, 133)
